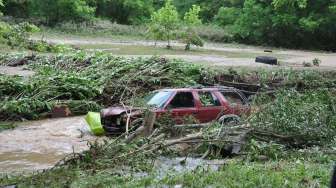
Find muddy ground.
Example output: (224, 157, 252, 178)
(37, 35, 336, 69)
(0, 66, 34, 77)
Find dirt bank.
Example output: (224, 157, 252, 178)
(0, 66, 34, 77)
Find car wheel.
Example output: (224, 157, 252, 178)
(255, 56, 278, 65)
(218, 114, 241, 126)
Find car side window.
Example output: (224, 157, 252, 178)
(168, 92, 195, 109)
(199, 91, 221, 107)
(221, 92, 244, 105)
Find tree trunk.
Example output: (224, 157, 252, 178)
(185, 43, 191, 51)
(143, 111, 156, 136)
(167, 31, 172, 49)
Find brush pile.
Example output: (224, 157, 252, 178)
(0, 52, 335, 150)
(0, 52, 208, 120)
(1, 52, 336, 121)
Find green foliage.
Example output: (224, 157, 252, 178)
(233, 0, 272, 44)
(272, 0, 308, 9)
(2, 159, 332, 187)
(194, 24, 234, 43)
(91, 0, 155, 24)
(0, 98, 53, 120)
(174, 0, 244, 21)
(246, 139, 285, 161)
(251, 89, 336, 146)
(0, 122, 17, 132)
(0, 0, 3, 15)
(181, 5, 204, 51)
(159, 161, 331, 188)
(312, 58, 321, 66)
(149, 3, 204, 50)
(184, 5, 202, 26)
(29, 0, 95, 25)
(120, 0, 154, 24)
(0, 52, 207, 120)
(229, 0, 336, 50)
(28, 40, 72, 53)
(0, 22, 39, 48)
(149, 0, 180, 48)
(2, 0, 336, 50)
(215, 7, 240, 26)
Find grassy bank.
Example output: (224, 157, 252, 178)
(34, 22, 232, 44)
(0, 151, 335, 188)
(0, 122, 17, 132)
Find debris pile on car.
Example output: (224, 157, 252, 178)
(91, 87, 251, 136)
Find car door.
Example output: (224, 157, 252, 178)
(164, 91, 198, 124)
(196, 91, 223, 123)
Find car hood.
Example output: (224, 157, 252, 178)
(100, 106, 145, 117)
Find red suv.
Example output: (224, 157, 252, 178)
(101, 86, 251, 133)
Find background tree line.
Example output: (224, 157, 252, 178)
(1, 0, 336, 50)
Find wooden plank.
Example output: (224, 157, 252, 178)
(143, 111, 156, 136)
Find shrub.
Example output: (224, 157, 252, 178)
(194, 25, 234, 43)
(149, 0, 180, 48)
(28, 40, 72, 53)
(28, 0, 95, 25)
(215, 7, 240, 26)
(0, 21, 39, 48)
(181, 5, 204, 50)
(312, 58, 321, 66)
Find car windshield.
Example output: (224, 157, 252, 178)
(145, 91, 173, 108)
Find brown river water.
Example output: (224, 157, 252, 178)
(0, 116, 98, 174)
(0, 116, 228, 177)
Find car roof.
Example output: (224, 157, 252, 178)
(157, 86, 238, 92)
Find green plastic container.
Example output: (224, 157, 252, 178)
(85, 112, 105, 136)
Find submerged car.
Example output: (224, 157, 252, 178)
(96, 86, 251, 134)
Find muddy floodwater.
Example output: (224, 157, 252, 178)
(0, 116, 98, 174)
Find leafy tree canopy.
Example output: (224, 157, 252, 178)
(184, 5, 202, 26)
(0, 0, 3, 15)
(182, 5, 203, 50)
(150, 0, 180, 47)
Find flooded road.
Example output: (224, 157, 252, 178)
(0, 116, 98, 174)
